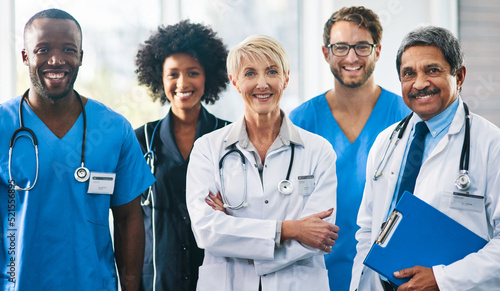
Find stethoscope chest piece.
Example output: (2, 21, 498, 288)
(75, 166, 90, 182)
(278, 180, 293, 195)
(455, 172, 471, 191)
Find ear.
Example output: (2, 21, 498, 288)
(283, 71, 290, 90)
(79, 50, 84, 66)
(322, 46, 329, 62)
(22, 49, 29, 66)
(456, 66, 466, 90)
(229, 74, 240, 93)
(374, 44, 381, 62)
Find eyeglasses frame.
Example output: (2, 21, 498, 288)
(327, 43, 377, 57)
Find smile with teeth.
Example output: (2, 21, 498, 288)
(176, 92, 193, 98)
(344, 66, 361, 71)
(409, 88, 440, 99)
(45, 72, 66, 79)
(416, 94, 433, 99)
(254, 94, 272, 99)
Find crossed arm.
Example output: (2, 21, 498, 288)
(206, 191, 339, 252)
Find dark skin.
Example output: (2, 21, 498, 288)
(23, 18, 144, 291)
(112, 197, 145, 290)
(392, 45, 467, 291)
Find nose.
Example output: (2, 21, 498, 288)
(256, 74, 269, 90)
(413, 72, 430, 90)
(344, 47, 359, 62)
(47, 51, 65, 66)
(177, 73, 188, 89)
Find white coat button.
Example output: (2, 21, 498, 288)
(264, 200, 269, 204)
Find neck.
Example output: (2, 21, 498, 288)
(329, 77, 380, 113)
(170, 104, 201, 129)
(25, 88, 87, 139)
(244, 108, 282, 145)
(26, 88, 85, 119)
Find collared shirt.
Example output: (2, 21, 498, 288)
(388, 97, 461, 217)
(225, 111, 304, 180)
(224, 112, 304, 245)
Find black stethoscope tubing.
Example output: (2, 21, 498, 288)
(219, 144, 295, 181)
(218, 143, 295, 209)
(9, 89, 88, 191)
(373, 102, 471, 191)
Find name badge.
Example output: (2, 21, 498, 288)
(298, 175, 314, 196)
(450, 192, 484, 212)
(88, 172, 116, 195)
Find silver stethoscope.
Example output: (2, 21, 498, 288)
(141, 117, 228, 206)
(218, 143, 295, 209)
(373, 102, 472, 191)
(8, 89, 89, 191)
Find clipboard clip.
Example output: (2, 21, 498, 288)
(376, 210, 401, 246)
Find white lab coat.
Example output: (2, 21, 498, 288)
(350, 100, 500, 291)
(186, 116, 337, 291)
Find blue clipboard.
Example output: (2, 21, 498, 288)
(363, 191, 488, 286)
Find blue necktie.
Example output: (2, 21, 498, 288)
(396, 121, 429, 202)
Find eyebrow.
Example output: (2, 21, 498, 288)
(331, 41, 372, 45)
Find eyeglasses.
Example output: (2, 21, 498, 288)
(327, 43, 377, 57)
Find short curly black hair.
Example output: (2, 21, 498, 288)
(135, 20, 229, 105)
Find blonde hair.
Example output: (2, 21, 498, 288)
(227, 34, 290, 80)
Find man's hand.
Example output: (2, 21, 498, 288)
(282, 208, 339, 253)
(394, 266, 439, 291)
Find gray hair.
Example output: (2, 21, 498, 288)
(396, 26, 464, 78)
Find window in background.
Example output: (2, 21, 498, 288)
(176, 0, 301, 121)
(14, 0, 164, 128)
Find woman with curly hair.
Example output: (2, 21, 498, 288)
(134, 20, 230, 291)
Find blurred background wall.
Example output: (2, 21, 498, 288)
(1, 0, 499, 127)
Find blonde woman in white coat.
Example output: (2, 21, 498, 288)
(186, 35, 340, 291)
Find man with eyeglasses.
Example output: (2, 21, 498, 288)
(290, 6, 409, 291)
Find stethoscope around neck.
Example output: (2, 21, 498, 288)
(218, 143, 295, 210)
(373, 102, 472, 191)
(8, 89, 89, 191)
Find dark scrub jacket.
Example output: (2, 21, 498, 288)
(135, 106, 229, 291)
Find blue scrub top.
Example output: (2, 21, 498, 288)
(0, 96, 155, 291)
(290, 87, 410, 291)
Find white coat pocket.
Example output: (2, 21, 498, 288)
(197, 262, 228, 291)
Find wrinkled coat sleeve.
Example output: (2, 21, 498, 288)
(186, 131, 337, 275)
(432, 120, 500, 290)
(253, 139, 337, 275)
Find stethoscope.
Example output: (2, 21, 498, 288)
(141, 120, 161, 206)
(218, 143, 295, 209)
(141, 117, 227, 206)
(8, 89, 89, 191)
(140, 116, 226, 291)
(373, 102, 472, 191)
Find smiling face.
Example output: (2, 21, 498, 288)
(399, 45, 465, 121)
(322, 20, 380, 89)
(162, 53, 206, 115)
(230, 57, 288, 118)
(22, 18, 83, 101)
